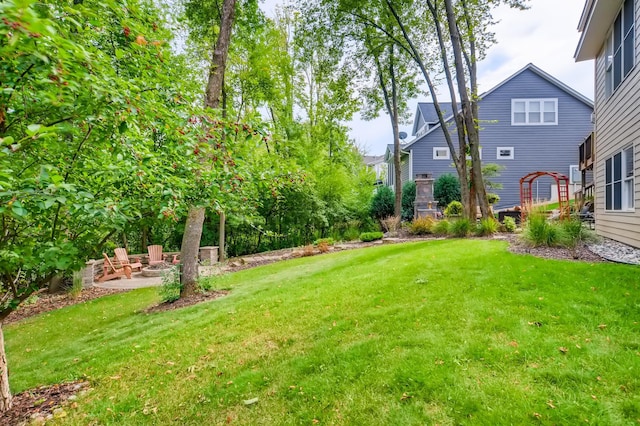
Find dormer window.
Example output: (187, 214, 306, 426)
(605, 0, 635, 96)
(511, 99, 558, 125)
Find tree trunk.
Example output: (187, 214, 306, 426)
(179, 0, 237, 294)
(218, 211, 226, 262)
(0, 324, 12, 413)
(180, 207, 205, 297)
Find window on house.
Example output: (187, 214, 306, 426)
(496, 147, 514, 160)
(512, 99, 558, 125)
(605, 0, 635, 96)
(569, 165, 581, 184)
(605, 146, 634, 211)
(433, 147, 450, 160)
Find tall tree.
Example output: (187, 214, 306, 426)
(179, 0, 238, 296)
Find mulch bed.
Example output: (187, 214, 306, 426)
(1, 234, 605, 424)
(0, 381, 90, 426)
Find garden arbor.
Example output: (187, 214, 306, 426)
(520, 171, 571, 219)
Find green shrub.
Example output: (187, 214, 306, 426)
(342, 227, 361, 241)
(410, 217, 435, 235)
(502, 216, 517, 233)
(450, 218, 472, 237)
(444, 200, 464, 217)
(434, 174, 461, 208)
(522, 211, 561, 247)
(370, 186, 395, 220)
(401, 181, 416, 221)
(360, 232, 384, 242)
(432, 219, 450, 236)
(314, 237, 335, 246)
(559, 217, 598, 255)
(487, 193, 500, 205)
(475, 217, 499, 236)
(158, 266, 182, 303)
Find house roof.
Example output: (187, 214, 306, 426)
(575, 0, 623, 61)
(363, 155, 385, 166)
(411, 102, 453, 135)
(385, 143, 409, 160)
(402, 63, 594, 151)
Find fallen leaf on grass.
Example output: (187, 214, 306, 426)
(546, 400, 556, 409)
(533, 412, 542, 419)
(401, 393, 413, 401)
(558, 347, 568, 354)
(312, 420, 319, 424)
(243, 398, 259, 405)
(508, 341, 519, 348)
(598, 324, 607, 330)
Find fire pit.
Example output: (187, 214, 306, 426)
(141, 262, 178, 278)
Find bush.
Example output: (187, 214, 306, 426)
(370, 186, 395, 220)
(314, 237, 335, 246)
(487, 193, 500, 205)
(410, 217, 435, 235)
(380, 215, 401, 233)
(476, 217, 499, 236)
(522, 211, 561, 247)
(450, 218, 472, 237)
(434, 174, 461, 208)
(502, 216, 517, 233)
(360, 231, 384, 242)
(444, 200, 464, 217)
(401, 181, 416, 221)
(158, 266, 182, 303)
(559, 217, 598, 257)
(432, 219, 450, 236)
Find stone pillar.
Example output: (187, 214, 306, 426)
(414, 173, 439, 219)
(83, 260, 97, 287)
(199, 246, 219, 265)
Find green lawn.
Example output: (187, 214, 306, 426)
(6, 239, 640, 425)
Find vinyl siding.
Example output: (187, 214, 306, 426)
(409, 68, 593, 210)
(593, 0, 640, 248)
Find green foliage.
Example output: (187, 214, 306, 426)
(314, 237, 335, 246)
(522, 212, 561, 247)
(359, 232, 383, 242)
(559, 217, 598, 254)
(158, 267, 182, 303)
(450, 218, 472, 237)
(444, 201, 464, 217)
(502, 216, 517, 233)
(409, 216, 435, 235)
(432, 219, 450, 236)
(401, 181, 416, 221)
(487, 193, 501, 205)
(475, 218, 499, 236)
(434, 174, 461, 208)
(370, 186, 395, 220)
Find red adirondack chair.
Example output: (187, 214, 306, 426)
(147, 245, 164, 266)
(114, 248, 143, 272)
(97, 253, 132, 282)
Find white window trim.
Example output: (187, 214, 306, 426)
(605, 0, 636, 97)
(511, 99, 558, 126)
(605, 146, 635, 212)
(433, 147, 450, 160)
(496, 147, 514, 160)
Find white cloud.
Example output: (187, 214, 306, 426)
(260, 0, 594, 156)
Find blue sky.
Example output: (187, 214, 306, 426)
(260, 0, 594, 156)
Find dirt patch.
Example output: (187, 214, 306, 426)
(4, 287, 129, 325)
(0, 380, 90, 426)
(503, 233, 605, 263)
(143, 290, 230, 314)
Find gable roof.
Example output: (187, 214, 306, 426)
(384, 143, 409, 160)
(403, 63, 594, 151)
(412, 102, 453, 135)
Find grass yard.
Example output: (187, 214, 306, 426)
(6, 239, 640, 425)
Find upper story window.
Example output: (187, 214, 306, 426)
(605, 146, 634, 211)
(605, 0, 635, 96)
(433, 147, 450, 160)
(511, 99, 558, 125)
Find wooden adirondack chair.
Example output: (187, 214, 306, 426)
(114, 248, 143, 272)
(97, 253, 132, 282)
(147, 245, 164, 266)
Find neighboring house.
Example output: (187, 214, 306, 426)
(384, 63, 594, 210)
(575, 0, 640, 248)
(363, 155, 387, 184)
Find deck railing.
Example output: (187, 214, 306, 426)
(579, 132, 594, 171)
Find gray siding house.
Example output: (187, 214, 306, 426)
(575, 0, 640, 248)
(385, 64, 594, 210)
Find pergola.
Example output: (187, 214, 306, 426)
(519, 171, 570, 220)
